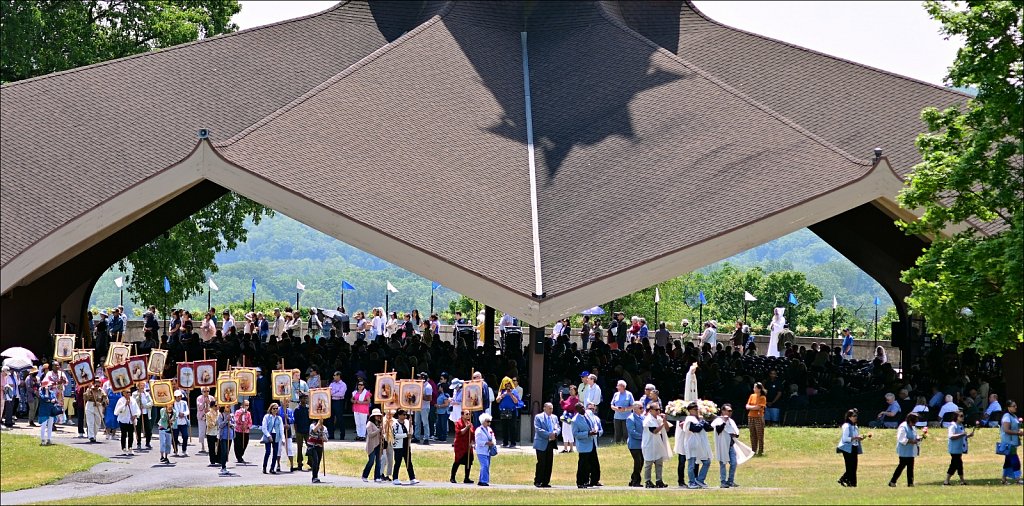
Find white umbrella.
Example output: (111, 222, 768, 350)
(2, 356, 33, 369)
(1, 346, 38, 362)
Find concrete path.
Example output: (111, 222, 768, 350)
(2, 422, 761, 503)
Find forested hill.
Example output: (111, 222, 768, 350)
(90, 214, 891, 316)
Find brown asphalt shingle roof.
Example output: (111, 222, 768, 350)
(0, 0, 993, 308)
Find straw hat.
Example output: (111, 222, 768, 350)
(370, 408, 383, 418)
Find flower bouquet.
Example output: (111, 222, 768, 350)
(665, 399, 687, 421)
(697, 399, 719, 421)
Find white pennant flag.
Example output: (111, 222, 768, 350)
(832, 295, 838, 309)
(744, 291, 757, 302)
(208, 278, 219, 291)
(296, 280, 305, 291)
(386, 281, 398, 293)
(654, 287, 661, 303)
(114, 276, 124, 288)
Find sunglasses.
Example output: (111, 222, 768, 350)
(649, 408, 661, 411)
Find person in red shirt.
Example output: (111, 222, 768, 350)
(233, 400, 253, 463)
(451, 410, 475, 483)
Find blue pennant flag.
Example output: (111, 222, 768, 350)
(342, 280, 355, 291)
(431, 281, 441, 291)
(873, 296, 881, 306)
(251, 278, 257, 294)
(788, 292, 798, 305)
(163, 277, 171, 294)
(698, 291, 706, 305)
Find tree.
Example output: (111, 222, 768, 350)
(897, 1, 1023, 355)
(1, 1, 278, 309)
(119, 193, 272, 308)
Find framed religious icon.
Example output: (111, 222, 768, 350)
(217, 377, 239, 405)
(70, 357, 95, 386)
(398, 379, 425, 411)
(177, 362, 196, 391)
(462, 380, 484, 412)
(127, 355, 149, 383)
(148, 349, 168, 377)
(106, 363, 132, 393)
(150, 379, 175, 406)
(233, 368, 257, 396)
(54, 334, 76, 362)
(374, 372, 397, 404)
(106, 342, 130, 367)
(272, 370, 293, 400)
(72, 349, 94, 365)
(194, 360, 217, 388)
(309, 388, 331, 419)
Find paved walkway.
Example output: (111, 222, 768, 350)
(5, 422, 740, 503)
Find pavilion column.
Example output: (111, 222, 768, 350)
(484, 306, 495, 347)
(529, 325, 545, 414)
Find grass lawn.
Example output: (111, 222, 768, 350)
(0, 433, 106, 492)
(43, 427, 1023, 504)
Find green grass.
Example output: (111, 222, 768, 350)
(0, 433, 106, 492)
(44, 427, 1024, 504)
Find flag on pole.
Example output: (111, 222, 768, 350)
(744, 291, 757, 302)
(698, 291, 706, 304)
(431, 281, 441, 291)
(788, 292, 798, 305)
(114, 276, 124, 288)
(873, 296, 880, 306)
(163, 277, 171, 293)
(342, 280, 355, 291)
(832, 295, 838, 309)
(654, 287, 661, 303)
(386, 281, 398, 293)
(208, 278, 219, 291)
(251, 278, 257, 294)
(296, 280, 305, 291)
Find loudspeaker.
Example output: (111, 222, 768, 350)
(892, 320, 921, 348)
(532, 326, 546, 354)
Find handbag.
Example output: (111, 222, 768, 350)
(996, 442, 1013, 456)
(487, 432, 498, 456)
(499, 408, 515, 420)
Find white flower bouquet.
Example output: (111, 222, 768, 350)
(665, 399, 687, 420)
(697, 399, 719, 421)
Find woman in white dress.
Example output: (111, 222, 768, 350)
(767, 308, 786, 358)
(684, 363, 699, 403)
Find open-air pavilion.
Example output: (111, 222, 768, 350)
(2, 1, 1018, 402)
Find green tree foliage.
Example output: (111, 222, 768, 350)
(0, 0, 240, 82)
(118, 193, 272, 309)
(898, 1, 1023, 354)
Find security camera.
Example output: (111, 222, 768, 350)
(197, 128, 210, 139)
(873, 147, 883, 159)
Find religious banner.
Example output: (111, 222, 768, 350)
(177, 362, 196, 391)
(398, 379, 425, 411)
(127, 355, 149, 383)
(53, 334, 76, 362)
(374, 372, 397, 405)
(72, 349, 94, 365)
(150, 379, 175, 406)
(233, 368, 257, 396)
(70, 357, 95, 386)
(148, 349, 168, 377)
(194, 359, 217, 388)
(462, 380, 484, 412)
(217, 377, 239, 405)
(105, 342, 130, 367)
(309, 388, 331, 420)
(272, 370, 293, 400)
(106, 363, 132, 393)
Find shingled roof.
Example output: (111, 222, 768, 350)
(0, 1, 971, 324)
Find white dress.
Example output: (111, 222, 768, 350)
(767, 311, 786, 358)
(684, 363, 699, 403)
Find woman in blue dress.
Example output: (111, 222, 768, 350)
(105, 386, 122, 441)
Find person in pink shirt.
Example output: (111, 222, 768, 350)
(196, 387, 214, 454)
(233, 400, 253, 463)
(351, 380, 373, 441)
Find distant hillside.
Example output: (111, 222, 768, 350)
(90, 214, 892, 317)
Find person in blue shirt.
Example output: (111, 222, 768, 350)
(610, 380, 635, 444)
(261, 403, 284, 474)
(532, 402, 559, 488)
(625, 402, 646, 487)
(840, 328, 854, 360)
(495, 376, 520, 448)
(999, 400, 1022, 485)
(944, 411, 975, 486)
(571, 402, 600, 488)
(889, 412, 925, 487)
(435, 389, 450, 442)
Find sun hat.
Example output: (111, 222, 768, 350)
(370, 408, 383, 418)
